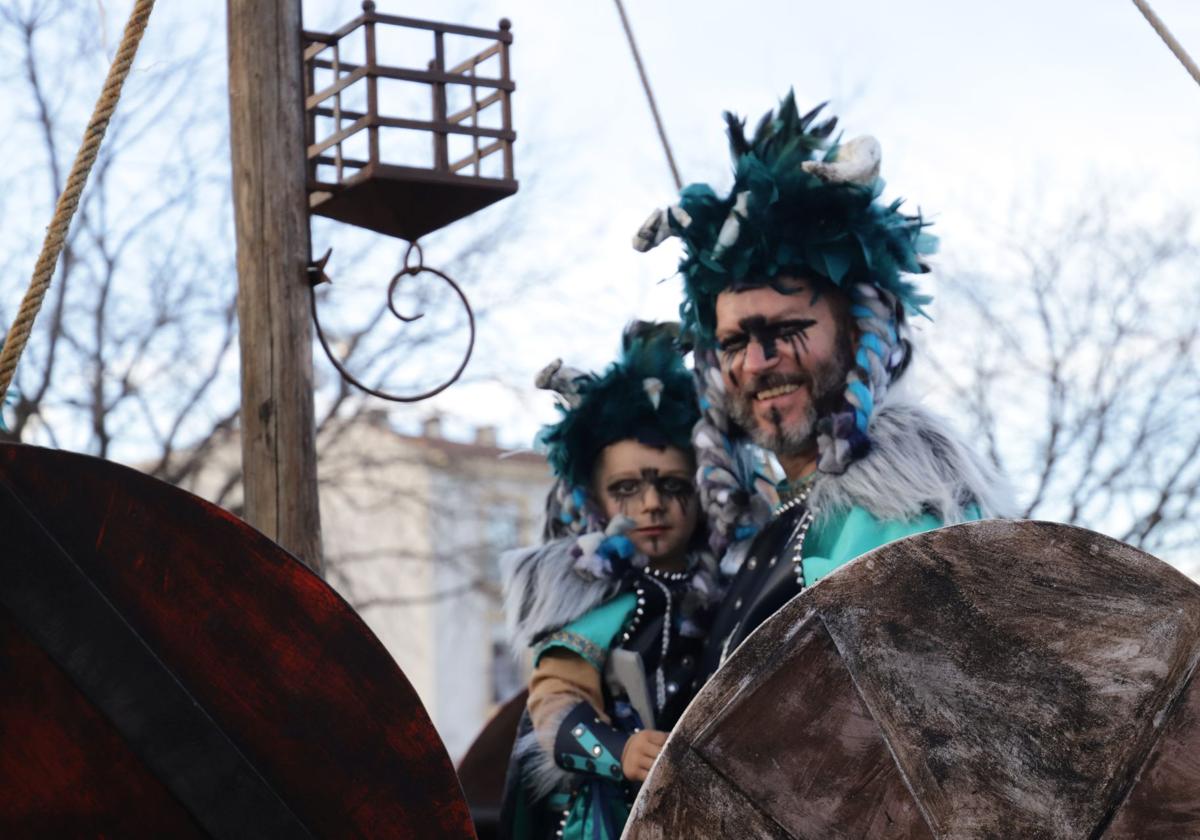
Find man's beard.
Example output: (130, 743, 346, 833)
(728, 333, 854, 457)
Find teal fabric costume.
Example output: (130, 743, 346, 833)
(499, 322, 722, 840)
(501, 551, 714, 840)
(535, 594, 636, 673)
(694, 395, 1009, 684)
(802, 504, 974, 585)
(528, 595, 637, 840)
(627, 94, 1014, 680)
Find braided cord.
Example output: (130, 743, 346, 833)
(817, 283, 908, 474)
(691, 346, 775, 556)
(0, 0, 157, 398)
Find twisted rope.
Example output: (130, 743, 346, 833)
(612, 0, 683, 190)
(1132, 0, 1200, 88)
(0, 0, 156, 399)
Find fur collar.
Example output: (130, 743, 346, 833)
(807, 388, 1016, 525)
(501, 539, 719, 652)
(501, 540, 621, 651)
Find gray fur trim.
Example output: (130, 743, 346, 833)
(514, 706, 573, 799)
(808, 389, 1017, 526)
(501, 540, 619, 651)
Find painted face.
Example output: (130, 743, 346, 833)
(593, 441, 700, 569)
(714, 276, 853, 458)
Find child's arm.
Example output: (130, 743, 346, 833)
(527, 648, 667, 783)
(525, 648, 629, 783)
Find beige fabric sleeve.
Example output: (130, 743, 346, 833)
(527, 649, 609, 751)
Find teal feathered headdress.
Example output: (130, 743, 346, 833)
(536, 321, 699, 490)
(633, 91, 937, 346)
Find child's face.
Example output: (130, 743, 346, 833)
(593, 440, 700, 569)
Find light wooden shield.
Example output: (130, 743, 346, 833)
(624, 520, 1200, 839)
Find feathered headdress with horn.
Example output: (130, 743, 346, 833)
(535, 321, 699, 490)
(633, 91, 937, 347)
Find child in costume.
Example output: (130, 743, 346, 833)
(499, 322, 725, 840)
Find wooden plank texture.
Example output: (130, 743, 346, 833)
(227, 0, 323, 572)
(625, 520, 1200, 839)
(0, 443, 474, 838)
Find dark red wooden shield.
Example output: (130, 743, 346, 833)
(0, 442, 475, 839)
(625, 520, 1200, 839)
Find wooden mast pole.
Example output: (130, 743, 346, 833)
(226, 0, 323, 572)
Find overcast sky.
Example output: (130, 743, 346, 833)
(288, 0, 1200, 447)
(37, 0, 1190, 463)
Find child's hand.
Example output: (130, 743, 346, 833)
(621, 729, 668, 781)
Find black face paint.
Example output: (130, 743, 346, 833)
(768, 407, 784, 435)
(718, 316, 818, 370)
(605, 468, 696, 516)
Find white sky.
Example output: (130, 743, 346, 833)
(290, 0, 1200, 446)
(64, 0, 1197, 460)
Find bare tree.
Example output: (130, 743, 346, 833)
(0, 3, 561, 618)
(0, 1, 239, 483)
(928, 197, 1200, 574)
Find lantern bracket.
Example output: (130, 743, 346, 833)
(307, 242, 476, 403)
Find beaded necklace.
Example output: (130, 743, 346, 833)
(717, 487, 816, 668)
(774, 481, 815, 587)
(615, 562, 695, 715)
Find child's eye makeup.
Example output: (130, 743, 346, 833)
(607, 479, 643, 497)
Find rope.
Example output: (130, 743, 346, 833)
(1132, 0, 1200, 88)
(0, 0, 157, 399)
(612, 0, 683, 190)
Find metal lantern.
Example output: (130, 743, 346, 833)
(302, 2, 519, 402)
(303, 1, 517, 241)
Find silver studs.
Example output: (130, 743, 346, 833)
(592, 745, 603, 756)
(790, 507, 814, 588)
(572, 726, 584, 737)
(733, 597, 743, 610)
(747, 557, 757, 571)
(666, 681, 678, 695)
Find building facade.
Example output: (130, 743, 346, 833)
(179, 413, 548, 761)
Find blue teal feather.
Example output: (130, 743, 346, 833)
(670, 93, 936, 344)
(537, 322, 699, 489)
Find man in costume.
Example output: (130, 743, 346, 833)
(500, 323, 723, 840)
(633, 94, 1014, 683)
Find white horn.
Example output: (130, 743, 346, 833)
(535, 359, 586, 407)
(632, 204, 692, 252)
(801, 135, 881, 186)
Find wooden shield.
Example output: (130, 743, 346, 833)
(624, 520, 1200, 839)
(0, 443, 475, 839)
(457, 688, 528, 840)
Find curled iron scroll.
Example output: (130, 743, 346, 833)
(308, 241, 476, 403)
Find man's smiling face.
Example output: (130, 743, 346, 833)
(713, 276, 853, 460)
